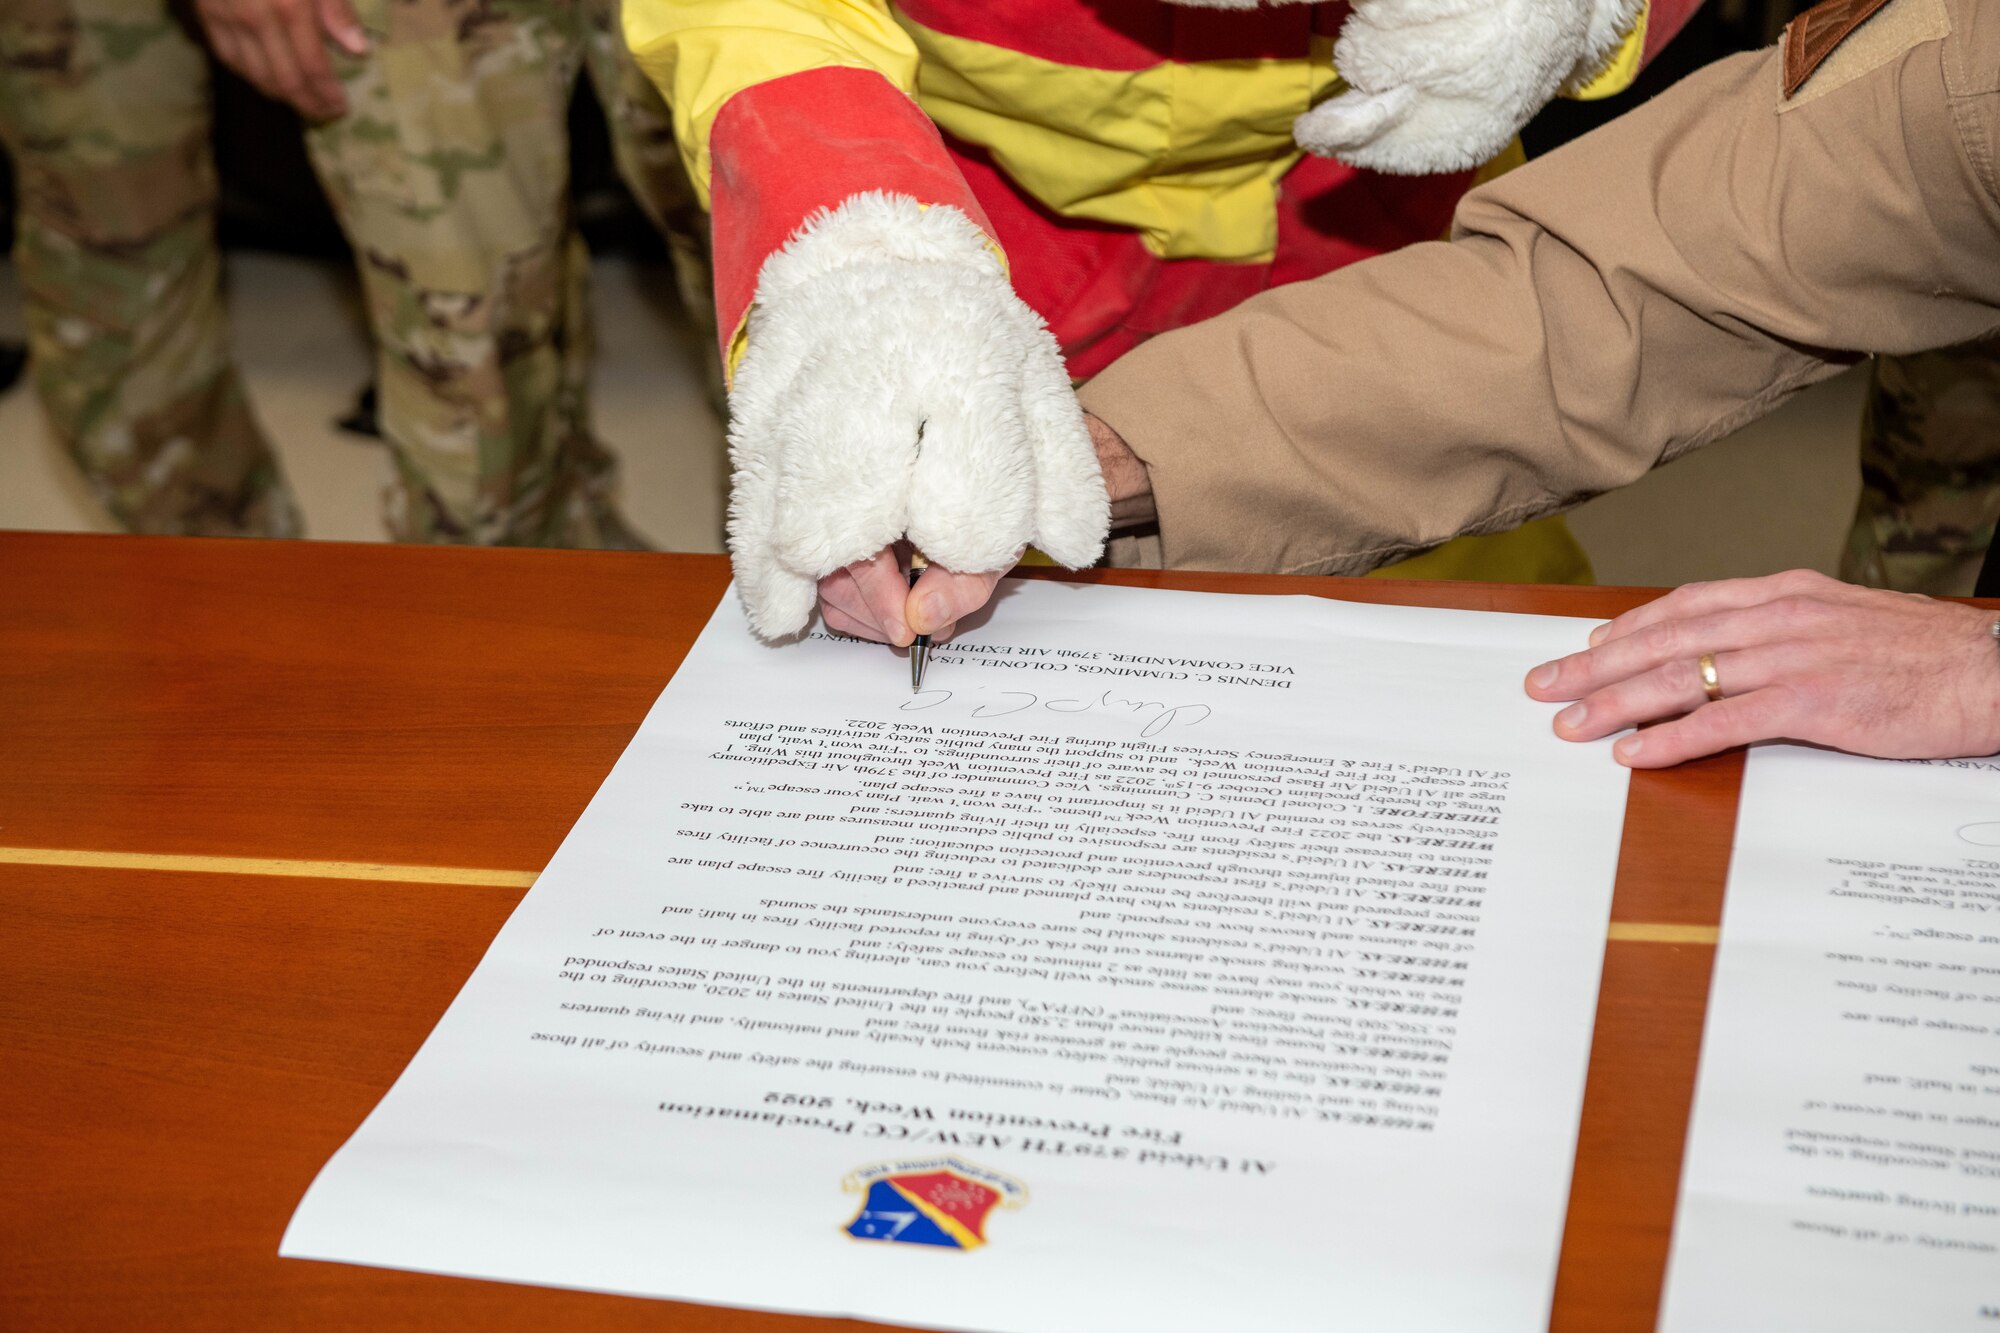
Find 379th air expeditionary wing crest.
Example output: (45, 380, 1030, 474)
(842, 1157, 1027, 1250)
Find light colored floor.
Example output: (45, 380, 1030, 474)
(0, 252, 1869, 587)
(0, 253, 730, 552)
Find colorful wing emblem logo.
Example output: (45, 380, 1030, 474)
(841, 1157, 1027, 1250)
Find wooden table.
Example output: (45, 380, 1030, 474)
(1, 532, 1741, 1331)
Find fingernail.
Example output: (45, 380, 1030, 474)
(915, 593, 948, 634)
(1588, 625, 1608, 647)
(1614, 735, 1643, 764)
(1529, 663, 1559, 690)
(1557, 702, 1587, 732)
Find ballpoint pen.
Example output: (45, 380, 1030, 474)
(907, 550, 931, 693)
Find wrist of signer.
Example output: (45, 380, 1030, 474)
(1979, 617, 2000, 754)
(1085, 413, 1154, 530)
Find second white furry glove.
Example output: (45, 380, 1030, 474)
(1293, 0, 1642, 175)
(726, 192, 1110, 640)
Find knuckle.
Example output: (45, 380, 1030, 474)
(1775, 568, 1827, 595)
(1637, 619, 1682, 658)
(1659, 656, 1700, 699)
(1768, 595, 1826, 631)
(1640, 592, 1688, 624)
(1640, 719, 1698, 765)
(1686, 703, 1739, 747)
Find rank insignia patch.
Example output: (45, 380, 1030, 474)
(841, 1157, 1027, 1250)
(1784, 0, 1894, 96)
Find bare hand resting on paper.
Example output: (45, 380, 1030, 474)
(1525, 570, 2000, 768)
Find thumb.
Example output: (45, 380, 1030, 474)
(316, 0, 367, 53)
(907, 562, 1012, 639)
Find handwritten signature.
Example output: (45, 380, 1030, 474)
(901, 686, 1212, 739)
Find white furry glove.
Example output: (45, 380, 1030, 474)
(726, 192, 1109, 640)
(1293, 0, 1641, 175)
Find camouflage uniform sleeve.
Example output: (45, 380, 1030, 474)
(1076, 0, 2000, 577)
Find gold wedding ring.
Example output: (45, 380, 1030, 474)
(1698, 653, 1724, 702)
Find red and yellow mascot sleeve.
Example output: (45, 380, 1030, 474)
(623, 3, 997, 379)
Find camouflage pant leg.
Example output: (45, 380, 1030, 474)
(1841, 338, 2000, 597)
(0, 0, 300, 537)
(578, 0, 723, 412)
(305, 0, 644, 548)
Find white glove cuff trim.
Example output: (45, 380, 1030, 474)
(1571, 0, 1647, 85)
(751, 191, 1001, 309)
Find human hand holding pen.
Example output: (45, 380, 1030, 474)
(814, 416, 1151, 646)
(817, 547, 1012, 646)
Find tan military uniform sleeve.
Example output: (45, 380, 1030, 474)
(1076, 0, 2000, 576)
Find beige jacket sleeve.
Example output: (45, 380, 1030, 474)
(1075, 0, 2000, 576)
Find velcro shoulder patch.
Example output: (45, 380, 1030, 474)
(1781, 0, 1950, 105)
(1786, 0, 1893, 95)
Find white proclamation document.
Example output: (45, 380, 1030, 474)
(1661, 745, 2000, 1332)
(283, 580, 1629, 1331)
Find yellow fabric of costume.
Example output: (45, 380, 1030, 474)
(626, 1, 1648, 265)
(624, 0, 1632, 584)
